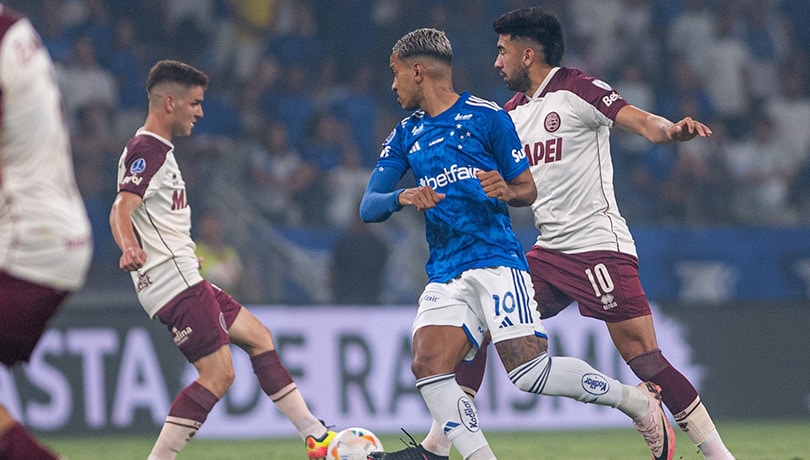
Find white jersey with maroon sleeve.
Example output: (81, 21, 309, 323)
(117, 128, 202, 317)
(505, 67, 637, 257)
(0, 8, 92, 290)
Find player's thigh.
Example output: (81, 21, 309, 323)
(412, 325, 472, 378)
(227, 305, 275, 354)
(0, 272, 68, 366)
(528, 247, 651, 322)
(155, 281, 230, 363)
(606, 314, 659, 361)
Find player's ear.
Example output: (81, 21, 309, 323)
(523, 47, 534, 65)
(413, 62, 424, 82)
(163, 94, 175, 113)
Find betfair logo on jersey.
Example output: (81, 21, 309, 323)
(171, 189, 188, 210)
(418, 164, 481, 189)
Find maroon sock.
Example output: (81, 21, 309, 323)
(628, 349, 699, 414)
(0, 424, 58, 460)
(251, 350, 294, 396)
(168, 381, 219, 422)
(455, 342, 488, 396)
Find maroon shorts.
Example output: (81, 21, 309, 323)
(0, 271, 70, 366)
(155, 281, 242, 363)
(525, 246, 650, 323)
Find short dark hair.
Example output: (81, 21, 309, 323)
(493, 7, 564, 67)
(146, 60, 208, 93)
(392, 28, 452, 65)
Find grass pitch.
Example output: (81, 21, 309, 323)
(41, 420, 807, 459)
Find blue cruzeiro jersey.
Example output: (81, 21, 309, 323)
(377, 92, 530, 282)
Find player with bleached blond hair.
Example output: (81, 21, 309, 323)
(363, 27, 674, 460)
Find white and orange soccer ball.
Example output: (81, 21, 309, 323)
(326, 427, 384, 460)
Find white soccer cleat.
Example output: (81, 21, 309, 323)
(634, 382, 676, 460)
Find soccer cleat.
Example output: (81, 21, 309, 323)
(366, 444, 448, 460)
(367, 430, 448, 460)
(305, 425, 337, 460)
(633, 382, 676, 460)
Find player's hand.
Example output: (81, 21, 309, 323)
(398, 186, 446, 211)
(119, 246, 147, 271)
(668, 116, 712, 142)
(476, 170, 513, 202)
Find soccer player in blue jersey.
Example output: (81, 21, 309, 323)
(361, 28, 674, 460)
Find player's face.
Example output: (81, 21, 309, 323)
(389, 53, 419, 111)
(170, 85, 205, 138)
(495, 34, 531, 93)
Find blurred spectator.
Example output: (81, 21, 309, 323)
(329, 211, 389, 305)
(667, 0, 715, 74)
(765, 66, 810, 170)
(700, 9, 753, 138)
(271, 0, 322, 68)
(71, 104, 118, 200)
(246, 119, 316, 226)
(108, 17, 151, 139)
(613, 61, 656, 159)
(58, 35, 117, 129)
(264, 62, 316, 148)
(722, 115, 801, 225)
(195, 210, 245, 299)
(300, 112, 359, 226)
(327, 149, 371, 230)
(75, 0, 115, 65)
(226, 0, 278, 83)
(39, 0, 75, 65)
(332, 63, 379, 167)
(656, 53, 714, 123)
(742, 0, 791, 104)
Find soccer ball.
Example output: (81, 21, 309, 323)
(326, 427, 384, 460)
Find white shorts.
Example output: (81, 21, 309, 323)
(413, 266, 547, 360)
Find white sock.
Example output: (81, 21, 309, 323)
(697, 430, 735, 459)
(675, 398, 735, 459)
(148, 416, 202, 460)
(417, 374, 490, 459)
(269, 383, 326, 439)
(422, 419, 453, 457)
(508, 353, 649, 418)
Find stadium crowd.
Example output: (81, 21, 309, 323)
(8, 0, 810, 303)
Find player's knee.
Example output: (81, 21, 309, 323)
(508, 352, 550, 394)
(627, 348, 669, 381)
(198, 362, 235, 396)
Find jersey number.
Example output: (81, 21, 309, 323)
(585, 264, 615, 297)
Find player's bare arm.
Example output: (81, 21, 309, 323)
(109, 191, 147, 271)
(615, 104, 712, 144)
(476, 168, 536, 207)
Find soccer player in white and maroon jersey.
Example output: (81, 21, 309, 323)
(408, 7, 733, 460)
(109, 60, 336, 460)
(0, 4, 93, 460)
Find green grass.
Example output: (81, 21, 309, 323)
(41, 420, 808, 459)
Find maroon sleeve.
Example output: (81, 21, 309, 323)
(542, 67, 628, 120)
(118, 135, 170, 197)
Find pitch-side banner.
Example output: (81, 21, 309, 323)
(1, 304, 701, 438)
